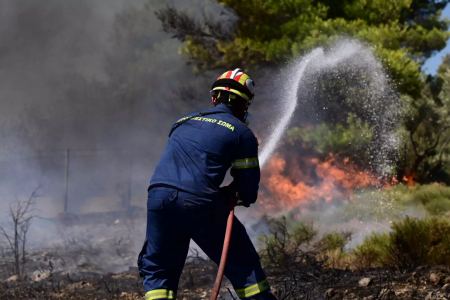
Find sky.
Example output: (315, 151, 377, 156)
(422, 3, 450, 74)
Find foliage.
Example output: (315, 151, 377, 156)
(315, 231, 352, 268)
(352, 233, 391, 268)
(353, 217, 450, 269)
(157, 0, 449, 97)
(316, 231, 351, 252)
(259, 216, 317, 271)
(398, 58, 450, 183)
(287, 113, 373, 164)
(387, 183, 450, 216)
(332, 184, 450, 224)
(259, 211, 450, 270)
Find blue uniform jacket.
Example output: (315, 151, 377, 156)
(149, 103, 260, 205)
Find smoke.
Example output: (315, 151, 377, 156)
(0, 0, 130, 203)
(0, 0, 136, 139)
(0, 0, 243, 273)
(0, 0, 212, 217)
(0, 0, 205, 266)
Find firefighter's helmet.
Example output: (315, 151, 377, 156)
(211, 68, 255, 103)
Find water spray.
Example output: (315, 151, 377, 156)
(259, 48, 324, 167)
(260, 39, 399, 176)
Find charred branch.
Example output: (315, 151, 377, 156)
(0, 186, 40, 278)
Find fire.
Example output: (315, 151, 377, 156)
(260, 153, 379, 211)
(402, 174, 416, 187)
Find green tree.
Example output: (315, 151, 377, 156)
(158, 0, 449, 97)
(399, 55, 450, 183)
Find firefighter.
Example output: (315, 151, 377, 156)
(138, 69, 276, 300)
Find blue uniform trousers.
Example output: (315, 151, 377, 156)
(138, 186, 270, 299)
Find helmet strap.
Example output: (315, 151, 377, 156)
(228, 93, 236, 104)
(211, 91, 220, 106)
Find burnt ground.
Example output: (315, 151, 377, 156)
(1, 257, 449, 300)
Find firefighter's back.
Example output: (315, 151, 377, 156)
(149, 103, 253, 203)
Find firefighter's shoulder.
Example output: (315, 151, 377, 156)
(236, 125, 258, 149)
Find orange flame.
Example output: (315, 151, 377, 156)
(260, 154, 379, 212)
(402, 173, 416, 187)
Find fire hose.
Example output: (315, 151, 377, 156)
(210, 199, 236, 300)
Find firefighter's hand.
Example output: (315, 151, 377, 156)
(220, 184, 237, 201)
(219, 183, 251, 208)
(219, 184, 235, 197)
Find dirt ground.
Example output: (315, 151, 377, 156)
(1, 256, 449, 299)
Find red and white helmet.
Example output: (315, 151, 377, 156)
(211, 68, 255, 102)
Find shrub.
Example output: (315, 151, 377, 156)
(353, 233, 391, 268)
(352, 217, 450, 269)
(387, 183, 450, 216)
(339, 184, 450, 220)
(315, 232, 352, 268)
(426, 218, 450, 266)
(424, 197, 450, 215)
(259, 215, 450, 271)
(310, 184, 450, 225)
(259, 216, 316, 271)
(260, 217, 354, 270)
(389, 217, 428, 268)
(316, 232, 351, 252)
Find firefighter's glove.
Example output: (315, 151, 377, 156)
(219, 184, 238, 206)
(220, 183, 251, 207)
(219, 184, 235, 197)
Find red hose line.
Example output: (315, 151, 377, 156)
(210, 206, 235, 300)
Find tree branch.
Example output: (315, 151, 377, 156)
(156, 6, 234, 42)
(0, 226, 14, 252)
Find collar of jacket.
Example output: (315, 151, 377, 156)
(212, 103, 250, 124)
(211, 103, 233, 115)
